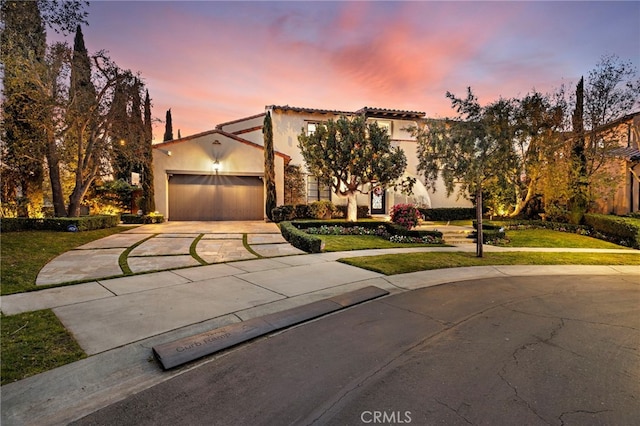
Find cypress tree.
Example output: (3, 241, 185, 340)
(67, 24, 97, 217)
(569, 77, 588, 224)
(141, 89, 155, 213)
(108, 75, 131, 182)
(263, 111, 277, 221)
(163, 109, 173, 141)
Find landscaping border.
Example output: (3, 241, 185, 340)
(1, 215, 120, 232)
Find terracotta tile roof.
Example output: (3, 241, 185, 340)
(355, 106, 426, 119)
(267, 105, 354, 116)
(267, 105, 425, 120)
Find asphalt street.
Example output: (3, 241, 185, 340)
(72, 274, 639, 426)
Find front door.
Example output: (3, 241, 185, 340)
(370, 186, 386, 215)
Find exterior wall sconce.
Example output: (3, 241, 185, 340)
(158, 149, 172, 156)
(212, 159, 221, 172)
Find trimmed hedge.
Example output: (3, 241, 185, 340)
(420, 207, 477, 221)
(271, 202, 369, 222)
(289, 220, 443, 247)
(279, 221, 324, 253)
(1, 215, 120, 232)
(584, 214, 640, 249)
(469, 229, 507, 244)
(121, 213, 165, 224)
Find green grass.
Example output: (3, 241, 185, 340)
(505, 229, 629, 249)
(339, 251, 640, 275)
(1, 309, 86, 385)
(1, 227, 130, 296)
(318, 234, 447, 252)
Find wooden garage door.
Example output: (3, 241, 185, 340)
(168, 175, 264, 221)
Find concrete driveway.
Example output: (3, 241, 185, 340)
(35, 221, 304, 285)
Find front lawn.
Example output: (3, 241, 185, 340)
(504, 229, 630, 249)
(319, 234, 446, 252)
(1, 227, 129, 296)
(1, 309, 86, 385)
(340, 251, 640, 275)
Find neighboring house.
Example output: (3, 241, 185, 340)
(592, 111, 640, 215)
(152, 105, 472, 221)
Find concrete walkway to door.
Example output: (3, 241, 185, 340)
(34, 221, 305, 286)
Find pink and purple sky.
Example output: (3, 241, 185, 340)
(72, 1, 638, 142)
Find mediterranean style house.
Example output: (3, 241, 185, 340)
(152, 105, 472, 221)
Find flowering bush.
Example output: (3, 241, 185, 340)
(389, 234, 441, 244)
(305, 225, 390, 238)
(390, 204, 422, 230)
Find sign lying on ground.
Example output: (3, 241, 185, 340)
(152, 285, 389, 370)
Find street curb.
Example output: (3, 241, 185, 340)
(152, 286, 389, 369)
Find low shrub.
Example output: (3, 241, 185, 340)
(584, 214, 640, 249)
(271, 205, 295, 222)
(333, 205, 370, 219)
(0, 215, 120, 232)
(121, 213, 164, 224)
(390, 204, 422, 230)
(309, 200, 336, 219)
(420, 207, 477, 221)
(279, 221, 323, 253)
(294, 204, 312, 220)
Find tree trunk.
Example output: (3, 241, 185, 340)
(67, 190, 82, 217)
(346, 192, 358, 222)
(509, 182, 535, 218)
(67, 173, 94, 217)
(46, 131, 67, 217)
(476, 187, 483, 258)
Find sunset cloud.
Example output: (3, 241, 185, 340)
(72, 1, 639, 141)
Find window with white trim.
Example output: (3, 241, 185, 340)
(306, 122, 319, 136)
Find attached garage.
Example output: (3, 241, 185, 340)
(168, 174, 264, 221)
(153, 129, 288, 221)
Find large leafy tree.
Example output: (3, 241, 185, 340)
(1, 0, 48, 216)
(547, 55, 639, 222)
(60, 26, 147, 216)
(298, 114, 408, 222)
(1, 0, 87, 217)
(263, 111, 277, 221)
(507, 91, 565, 217)
(409, 89, 517, 256)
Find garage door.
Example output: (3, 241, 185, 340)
(168, 174, 264, 220)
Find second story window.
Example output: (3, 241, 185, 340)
(371, 120, 392, 136)
(306, 122, 319, 136)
